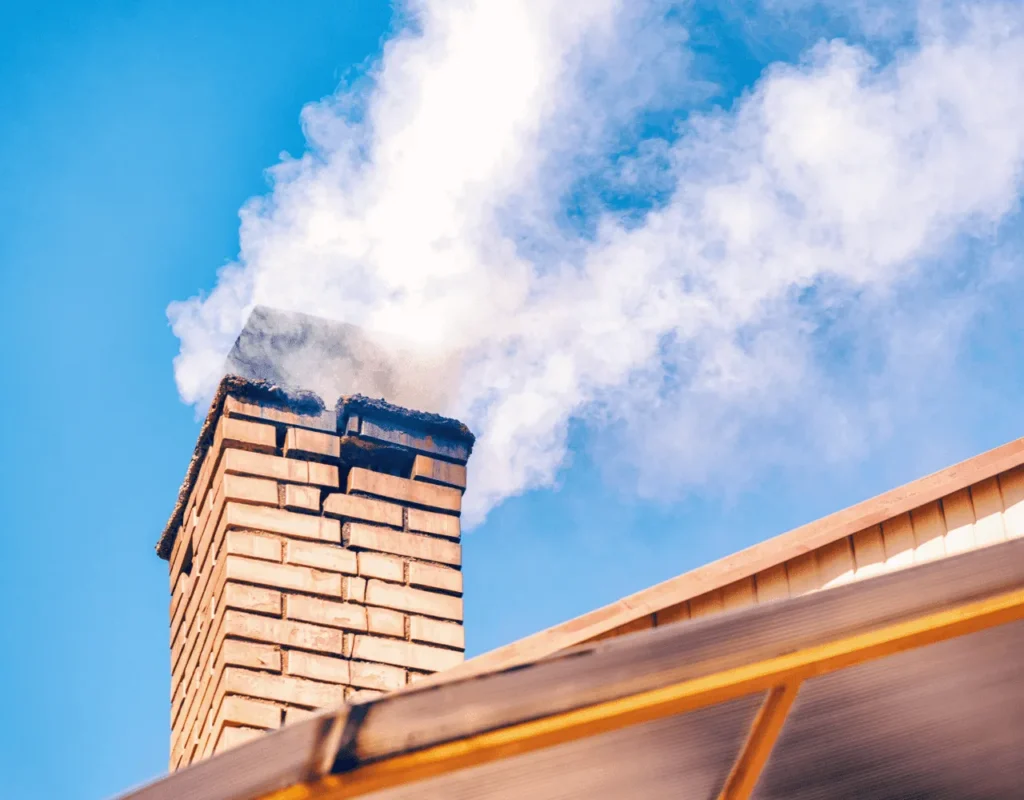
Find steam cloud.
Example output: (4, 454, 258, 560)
(170, 0, 1024, 526)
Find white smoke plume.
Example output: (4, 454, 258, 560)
(170, 0, 1024, 525)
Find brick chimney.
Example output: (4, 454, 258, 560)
(158, 313, 474, 769)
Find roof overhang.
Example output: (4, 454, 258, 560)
(119, 535, 1024, 800)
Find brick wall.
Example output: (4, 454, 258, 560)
(162, 385, 472, 769)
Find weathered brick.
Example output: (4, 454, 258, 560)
(408, 561, 462, 594)
(215, 725, 264, 755)
(169, 530, 194, 592)
(343, 522, 461, 566)
(410, 616, 464, 649)
(215, 417, 277, 454)
(286, 650, 351, 684)
(285, 428, 340, 460)
(225, 530, 282, 562)
(407, 508, 460, 539)
(350, 660, 406, 692)
(365, 579, 463, 621)
(217, 696, 281, 730)
(170, 572, 190, 630)
(308, 462, 338, 487)
(347, 468, 461, 512)
(367, 606, 406, 638)
(222, 449, 337, 488)
(285, 540, 357, 575)
(224, 583, 282, 616)
(358, 417, 470, 462)
(411, 455, 467, 490)
(222, 473, 279, 507)
(224, 503, 340, 544)
(344, 576, 367, 603)
(284, 484, 321, 511)
(351, 636, 463, 672)
(285, 595, 368, 632)
(225, 555, 342, 597)
(358, 552, 405, 583)
(323, 493, 403, 528)
(224, 396, 334, 433)
(222, 668, 347, 708)
(223, 610, 343, 652)
(221, 639, 281, 672)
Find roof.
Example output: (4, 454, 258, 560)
(418, 433, 1024, 686)
(118, 536, 1024, 799)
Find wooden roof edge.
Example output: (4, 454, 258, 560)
(419, 433, 1024, 688)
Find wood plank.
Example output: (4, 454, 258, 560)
(852, 526, 886, 580)
(786, 552, 820, 596)
(816, 538, 854, 588)
(755, 565, 789, 604)
(882, 513, 915, 571)
(971, 477, 1007, 547)
(654, 602, 690, 627)
(721, 578, 757, 612)
(689, 590, 724, 619)
(941, 489, 976, 555)
(999, 467, 1024, 539)
(911, 502, 946, 564)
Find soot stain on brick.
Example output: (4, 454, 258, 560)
(156, 375, 330, 560)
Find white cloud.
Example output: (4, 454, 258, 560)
(170, 0, 1024, 525)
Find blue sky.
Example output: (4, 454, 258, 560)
(1, 1, 1022, 798)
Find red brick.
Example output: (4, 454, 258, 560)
(220, 640, 281, 672)
(351, 636, 463, 672)
(347, 468, 461, 512)
(222, 668, 347, 708)
(408, 562, 462, 594)
(407, 508, 460, 539)
(367, 606, 406, 638)
(170, 572, 190, 630)
(344, 576, 367, 603)
(343, 522, 461, 566)
(308, 462, 338, 487)
(217, 696, 281, 730)
(215, 417, 277, 453)
(285, 428, 340, 459)
(411, 455, 467, 490)
(223, 610, 343, 652)
(286, 651, 350, 684)
(285, 595, 367, 632)
(224, 502, 340, 543)
(224, 396, 330, 432)
(225, 530, 282, 562)
(224, 583, 282, 616)
(225, 555, 342, 596)
(283, 484, 321, 511)
(409, 616, 464, 649)
(222, 449, 337, 487)
(283, 707, 322, 725)
(323, 493, 403, 527)
(222, 474, 279, 507)
(285, 540, 357, 575)
(214, 725, 264, 755)
(358, 552, 405, 583)
(350, 660, 406, 692)
(365, 579, 463, 621)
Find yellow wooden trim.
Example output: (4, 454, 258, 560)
(717, 681, 800, 800)
(262, 586, 1024, 800)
